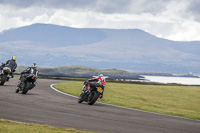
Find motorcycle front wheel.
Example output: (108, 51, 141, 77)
(78, 93, 84, 103)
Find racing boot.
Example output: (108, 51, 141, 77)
(15, 87, 19, 93)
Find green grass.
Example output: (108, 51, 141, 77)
(54, 81, 200, 120)
(14, 74, 20, 77)
(0, 119, 95, 133)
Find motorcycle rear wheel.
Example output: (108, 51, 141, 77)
(87, 91, 99, 105)
(0, 74, 7, 85)
(22, 82, 30, 94)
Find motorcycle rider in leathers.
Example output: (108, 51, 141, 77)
(83, 74, 106, 98)
(16, 63, 38, 91)
(0, 56, 17, 78)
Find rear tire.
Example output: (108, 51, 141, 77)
(22, 82, 30, 94)
(87, 91, 99, 105)
(0, 74, 7, 85)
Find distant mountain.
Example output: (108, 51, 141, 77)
(0, 23, 200, 74)
(0, 24, 106, 47)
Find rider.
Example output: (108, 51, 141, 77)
(83, 74, 106, 98)
(17, 63, 38, 89)
(0, 56, 17, 78)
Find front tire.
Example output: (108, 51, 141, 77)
(87, 91, 99, 105)
(78, 93, 84, 103)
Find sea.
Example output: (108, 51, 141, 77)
(143, 76, 200, 85)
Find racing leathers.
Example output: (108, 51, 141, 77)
(17, 67, 38, 87)
(0, 59, 17, 78)
(83, 76, 106, 98)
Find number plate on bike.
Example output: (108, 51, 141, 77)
(96, 87, 104, 93)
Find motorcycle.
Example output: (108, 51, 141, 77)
(78, 82, 104, 105)
(0, 66, 11, 85)
(16, 74, 37, 94)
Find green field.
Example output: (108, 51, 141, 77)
(0, 119, 94, 133)
(54, 81, 200, 120)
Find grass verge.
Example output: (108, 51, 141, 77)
(0, 119, 95, 133)
(54, 81, 200, 120)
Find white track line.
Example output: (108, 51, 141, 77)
(50, 84, 78, 98)
(50, 83, 200, 122)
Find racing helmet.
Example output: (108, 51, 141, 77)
(11, 56, 16, 61)
(32, 63, 37, 68)
(99, 74, 104, 77)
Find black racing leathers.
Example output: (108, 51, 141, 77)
(19, 67, 38, 83)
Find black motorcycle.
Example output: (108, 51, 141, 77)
(0, 66, 11, 85)
(78, 82, 104, 105)
(16, 74, 37, 94)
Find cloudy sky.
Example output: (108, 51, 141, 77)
(0, 0, 200, 41)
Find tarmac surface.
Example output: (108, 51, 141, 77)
(0, 77, 200, 133)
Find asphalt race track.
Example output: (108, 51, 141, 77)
(0, 78, 200, 133)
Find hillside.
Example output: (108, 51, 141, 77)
(1, 23, 200, 74)
(16, 66, 143, 80)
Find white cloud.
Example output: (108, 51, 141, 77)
(167, 21, 200, 41)
(0, 1, 200, 41)
(32, 14, 50, 23)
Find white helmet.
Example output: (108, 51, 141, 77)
(32, 63, 37, 68)
(99, 74, 103, 77)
